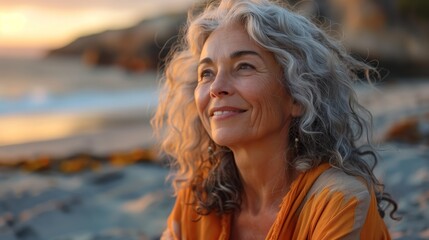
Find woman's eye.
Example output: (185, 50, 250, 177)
(238, 63, 254, 70)
(199, 69, 214, 81)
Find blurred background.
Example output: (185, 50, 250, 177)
(0, 0, 428, 239)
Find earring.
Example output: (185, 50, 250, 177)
(208, 142, 215, 160)
(294, 137, 299, 150)
(208, 145, 214, 156)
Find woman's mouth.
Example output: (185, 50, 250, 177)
(209, 107, 247, 118)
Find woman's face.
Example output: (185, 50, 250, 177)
(194, 23, 301, 148)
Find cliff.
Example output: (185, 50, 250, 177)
(48, 12, 187, 73)
(48, 0, 429, 76)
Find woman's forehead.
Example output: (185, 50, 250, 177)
(199, 23, 263, 60)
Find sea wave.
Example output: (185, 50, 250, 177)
(0, 57, 159, 146)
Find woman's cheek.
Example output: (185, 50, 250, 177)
(194, 84, 210, 121)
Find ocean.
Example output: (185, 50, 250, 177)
(0, 56, 159, 147)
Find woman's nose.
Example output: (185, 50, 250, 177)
(209, 73, 232, 98)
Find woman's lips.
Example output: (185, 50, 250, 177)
(209, 106, 247, 119)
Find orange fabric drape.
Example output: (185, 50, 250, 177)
(167, 163, 391, 239)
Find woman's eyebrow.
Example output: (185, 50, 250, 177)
(198, 57, 212, 67)
(198, 50, 262, 67)
(230, 50, 262, 60)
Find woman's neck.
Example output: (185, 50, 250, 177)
(229, 141, 297, 240)
(230, 138, 297, 215)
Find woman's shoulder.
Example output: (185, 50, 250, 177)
(167, 185, 229, 240)
(296, 166, 388, 239)
(173, 185, 196, 210)
(308, 165, 370, 202)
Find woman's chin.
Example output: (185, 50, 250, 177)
(211, 135, 237, 148)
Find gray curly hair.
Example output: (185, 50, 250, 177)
(153, 0, 398, 219)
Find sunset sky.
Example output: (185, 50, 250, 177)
(0, 0, 196, 58)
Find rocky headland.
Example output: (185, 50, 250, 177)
(47, 0, 429, 76)
(48, 12, 187, 73)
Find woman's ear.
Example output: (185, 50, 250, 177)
(291, 100, 303, 117)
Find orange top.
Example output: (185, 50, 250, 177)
(166, 163, 391, 239)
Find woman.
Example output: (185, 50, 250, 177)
(153, 0, 398, 239)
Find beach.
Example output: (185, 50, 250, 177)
(0, 57, 428, 239)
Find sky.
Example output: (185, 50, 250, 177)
(0, 0, 196, 58)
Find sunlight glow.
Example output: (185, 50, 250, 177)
(0, 12, 27, 35)
(0, 6, 145, 50)
(0, 114, 101, 146)
(0, 0, 196, 57)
